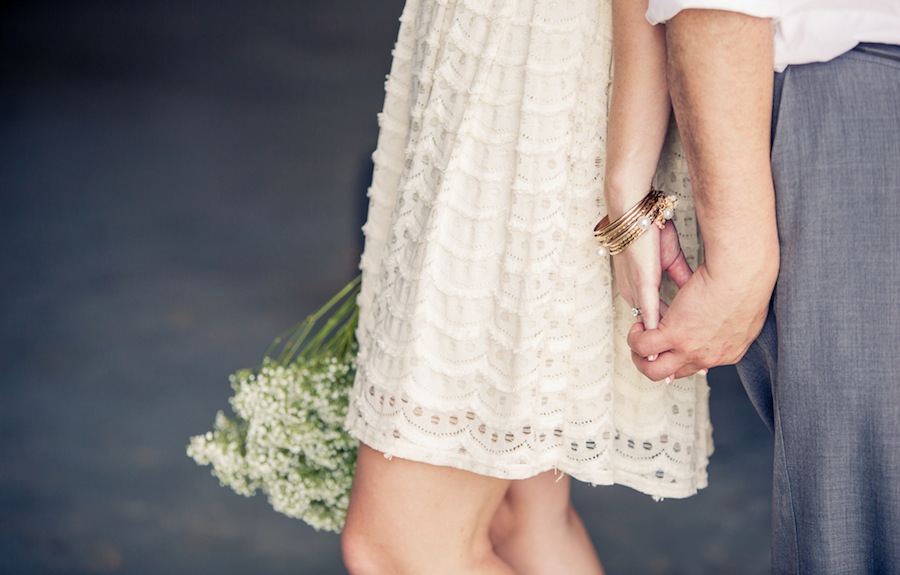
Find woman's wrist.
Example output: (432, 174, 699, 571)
(603, 177, 656, 220)
(595, 188, 676, 256)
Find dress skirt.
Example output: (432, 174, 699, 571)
(345, 0, 711, 499)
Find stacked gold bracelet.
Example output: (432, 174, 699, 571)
(593, 188, 678, 256)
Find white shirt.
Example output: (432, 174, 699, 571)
(646, 0, 900, 71)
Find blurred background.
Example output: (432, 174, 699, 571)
(0, 1, 774, 573)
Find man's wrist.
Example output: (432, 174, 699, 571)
(704, 228, 779, 291)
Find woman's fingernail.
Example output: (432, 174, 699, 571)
(664, 376, 673, 385)
(648, 354, 657, 362)
(698, 368, 708, 376)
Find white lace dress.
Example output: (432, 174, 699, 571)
(346, 0, 712, 499)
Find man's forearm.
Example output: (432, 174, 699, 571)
(666, 10, 779, 284)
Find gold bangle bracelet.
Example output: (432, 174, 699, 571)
(593, 188, 677, 256)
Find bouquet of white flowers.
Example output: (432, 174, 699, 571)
(187, 276, 360, 533)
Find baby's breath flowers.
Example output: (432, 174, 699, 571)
(188, 277, 360, 533)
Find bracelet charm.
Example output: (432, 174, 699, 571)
(593, 188, 677, 256)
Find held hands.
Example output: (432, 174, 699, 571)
(625, 251, 777, 382)
(638, 6, 780, 382)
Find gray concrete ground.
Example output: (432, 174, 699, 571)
(1, 1, 773, 573)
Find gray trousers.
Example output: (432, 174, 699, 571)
(737, 44, 900, 574)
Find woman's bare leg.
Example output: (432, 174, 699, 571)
(342, 443, 515, 575)
(489, 472, 605, 575)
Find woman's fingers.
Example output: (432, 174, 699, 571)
(638, 287, 661, 330)
(665, 249, 694, 289)
(660, 221, 693, 288)
(666, 250, 693, 289)
(659, 298, 669, 317)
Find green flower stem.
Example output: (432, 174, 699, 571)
(268, 275, 361, 366)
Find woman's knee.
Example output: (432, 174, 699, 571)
(490, 473, 573, 547)
(343, 514, 506, 575)
(341, 516, 393, 575)
(342, 445, 513, 573)
(507, 472, 572, 520)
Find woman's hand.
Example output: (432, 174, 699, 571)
(612, 219, 693, 332)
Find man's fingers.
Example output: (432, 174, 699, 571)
(632, 348, 706, 382)
(632, 349, 683, 381)
(628, 322, 708, 380)
(627, 323, 672, 361)
(627, 321, 645, 339)
(626, 321, 657, 362)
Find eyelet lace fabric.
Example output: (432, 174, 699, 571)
(347, 0, 711, 499)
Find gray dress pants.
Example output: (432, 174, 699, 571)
(737, 44, 900, 574)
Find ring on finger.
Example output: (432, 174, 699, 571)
(631, 307, 642, 318)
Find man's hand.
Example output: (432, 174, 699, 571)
(628, 260, 774, 381)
